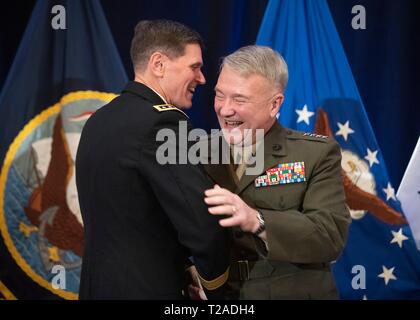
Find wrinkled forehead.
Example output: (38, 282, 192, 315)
(216, 67, 274, 95)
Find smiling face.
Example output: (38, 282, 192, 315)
(214, 66, 283, 145)
(160, 43, 206, 109)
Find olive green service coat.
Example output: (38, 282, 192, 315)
(200, 122, 351, 299)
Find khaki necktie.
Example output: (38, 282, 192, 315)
(235, 162, 247, 181)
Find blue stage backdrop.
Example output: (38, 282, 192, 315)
(257, 0, 420, 299)
(1, 0, 418, 188)
(0, 0, 419, 299)
(0, 0, 126, 299)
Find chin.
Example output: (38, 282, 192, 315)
(221, 128, 245, 146)
(178, 100, 193, 109)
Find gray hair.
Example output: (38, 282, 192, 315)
(220, 45, 288, 92)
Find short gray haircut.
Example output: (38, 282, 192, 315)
(220, 45, 288, 92)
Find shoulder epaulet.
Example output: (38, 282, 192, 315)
(152, 104, 189, 118)
(286, 129, 329, 142)
(302, 132, 329, 139)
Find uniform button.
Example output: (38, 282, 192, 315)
(272, 144, 282, 151)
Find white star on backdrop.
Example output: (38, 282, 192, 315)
(378, 266, 397, 285)
(390, 228, 409, 248)
(365, 148, 379, 167)
(295, 104, 314, 125)
(336, 121, 355, 141)
(383, 182, 396, 201)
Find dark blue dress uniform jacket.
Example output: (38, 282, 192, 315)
(76, 81, 230, 299)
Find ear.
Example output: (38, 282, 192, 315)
(269, 93, 284, 118)
(148, 52, 166, 77)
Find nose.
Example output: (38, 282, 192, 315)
(217, 99, 235, 117)
(196, 70, 206, 85)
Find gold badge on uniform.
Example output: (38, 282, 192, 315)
(152, 104, 188, 118)
(255, 161, 306, 187)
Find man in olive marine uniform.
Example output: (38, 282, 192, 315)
(76, 20, 229, 299)
(199, 45, 351, 299)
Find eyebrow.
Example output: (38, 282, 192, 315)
(190, 62, 203, 68)
(214, 88, 250, 98)
(232, 94, 250, 99)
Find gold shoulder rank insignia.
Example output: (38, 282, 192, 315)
(303, 132, 328, 139)
(152, 104, 189, 118)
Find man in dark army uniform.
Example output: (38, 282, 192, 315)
(76, 20, 229, 299)
(200, 45, 351, 299)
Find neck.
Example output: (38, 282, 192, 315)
(134, 74, 169, 104)
(264, 119, 277, 136)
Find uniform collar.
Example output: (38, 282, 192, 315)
(122, 81, 166, 105)
(234, 121, 288, 194)
(264, 121, 288, 158)
(149, 86, 168, 104)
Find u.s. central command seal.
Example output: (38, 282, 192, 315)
(0, 91, 116, 299)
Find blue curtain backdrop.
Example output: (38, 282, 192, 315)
(256, 0, 420, 299)
(327, 0, 420, 193)
(0, 0, 127, 299)
(1, 0, 418, 188)
(1, 0, 419, 299)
